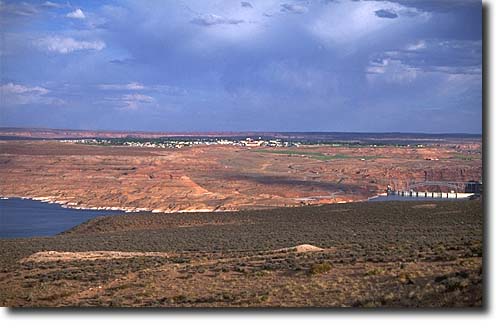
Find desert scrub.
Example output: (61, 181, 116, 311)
(309, 262, 332, 275)
(366, 267, 385, 276)
(170, 257, 190, 264)
(398, 272, 414, 284)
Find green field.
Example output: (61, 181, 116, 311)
(450, 153, 478, 161)
(254, 149, 384, 161)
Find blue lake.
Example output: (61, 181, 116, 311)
(0, 198, 125, 238)
(1, 195, 472, 239)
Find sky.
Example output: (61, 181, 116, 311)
(0, 0, 482, 133)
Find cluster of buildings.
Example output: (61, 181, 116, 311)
(59, 137, 300, 149)
(239, 137, 298, 147)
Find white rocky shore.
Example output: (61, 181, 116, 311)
(1, 195, 236, 214)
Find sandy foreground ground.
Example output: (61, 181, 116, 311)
(0, 200, 483, 307)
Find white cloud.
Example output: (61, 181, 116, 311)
(1, 82, 64, 105)
(42, 1, 65, 9)
(191, 13, 244, 26)
(98, 82, 187, 97)
(310, 1, 430, 47)
(367, 58, 418, 84)
(371, 40, 481, 77)
(102, 93, 156, 110)
(405, 40, 426, 51)
(1, 82, 49, 95)
(98, 82, 145, 90)
(35, 36, 105, 54)
(123, 94, 154, 102)
(66, 8, 85, 19)
(121, 94, 155, 110)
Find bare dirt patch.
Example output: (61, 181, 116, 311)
(291, 244, 324, 253)
(20, 251, 171, 263)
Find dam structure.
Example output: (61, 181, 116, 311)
(386, 180, 482, 200)
(387, 190, 473, 199)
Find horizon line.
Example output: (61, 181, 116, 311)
(0, 126, 483, 136)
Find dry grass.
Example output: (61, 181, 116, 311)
(0, 200, 483, 308)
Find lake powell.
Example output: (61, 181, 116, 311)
(0, 198, 124, 238)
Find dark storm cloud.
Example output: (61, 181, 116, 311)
(370, 39, 482, 76)
(0, 0, 482, 133)
(190, 13, 244, 26)
(368, 0, 481, 13)
(0, 1, 39, 17)
(374, 9, 398, 19)
(280, 3, 308, 14)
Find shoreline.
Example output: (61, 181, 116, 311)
(1, 193, 380, 214)
(5, 191, 470, 215)
(0, 193, 375, 214)
(0, 195, 238, 214)
(366, 193, 388, 201)
(0, 192, 388, 213)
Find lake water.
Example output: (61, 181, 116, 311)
(1, 195, 472, 238)
(0, 198, 125, 238)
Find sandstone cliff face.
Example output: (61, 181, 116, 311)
(380, 166, 482, 191)
(0, 140, 482, 211)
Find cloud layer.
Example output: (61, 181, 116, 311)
(35, 36, 105, 54)
(190, 14, 244, 26)
(1, 83, 63, 105)
(66, 8, 85, 19)
(0, 0, 482, 133)
(375, 9, 398, 18)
